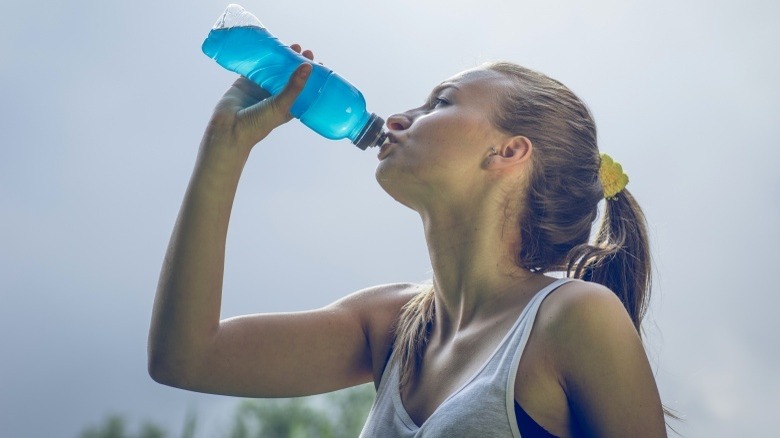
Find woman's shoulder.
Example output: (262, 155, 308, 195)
(537, 278, 646, 380)
(533, 279, 665, 435)
(334, 282, 426, 383)
(333, 281, 424, 345)
(541, 278, 631, 331)
(335, 282, 425, 314)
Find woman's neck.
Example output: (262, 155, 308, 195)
(419, 202, 541, 340)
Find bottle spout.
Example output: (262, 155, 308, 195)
(353, 113, 387, 150)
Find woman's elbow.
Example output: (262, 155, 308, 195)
(148, 350, 174, 385)
(147, 349, 194, 389)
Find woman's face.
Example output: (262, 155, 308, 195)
(376, 67, 513, 211)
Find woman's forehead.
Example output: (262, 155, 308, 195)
(435, 68, 510, 96)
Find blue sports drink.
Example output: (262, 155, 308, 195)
(202, 4, 387, 150)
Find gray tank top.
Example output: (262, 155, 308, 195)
(359, 277, 573, 437)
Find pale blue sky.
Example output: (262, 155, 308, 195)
(1, 0, 778, 436)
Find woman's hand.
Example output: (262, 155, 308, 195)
(202, 45, 315, 156)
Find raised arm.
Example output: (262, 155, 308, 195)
(147, 48, 411, 397)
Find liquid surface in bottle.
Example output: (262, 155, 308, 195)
(203, 26, 371, 141)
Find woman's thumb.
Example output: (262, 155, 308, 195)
(263, 63, 312, 125)
(273, 62, 312, 115)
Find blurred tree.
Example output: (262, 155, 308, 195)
(225, 383, 375, 438)
(78, 414, 166, 438)
(80, 415, 126, 438)
(138, 422, 167, 438)
(228, 397, 333, 438)
(79, 383, 375, 438)
(327, 383, 376, 436)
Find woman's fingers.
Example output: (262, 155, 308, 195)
(270, 63, 312, 119)
(290, 43, 315, 61)
(211, 44, 317, 147)
(238, 62, 312, 137)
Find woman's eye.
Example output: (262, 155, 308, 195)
(431, 97, 449, 108)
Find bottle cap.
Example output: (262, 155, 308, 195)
(353, 113, 387, 150)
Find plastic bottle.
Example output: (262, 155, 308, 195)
(202, 4, 387, 150)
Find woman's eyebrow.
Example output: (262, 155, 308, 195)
(429, 83, 460, 96)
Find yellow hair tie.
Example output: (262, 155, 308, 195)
(599, 153, 629, 200)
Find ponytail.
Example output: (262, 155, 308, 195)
(567, 190, 681, 427)
(566, 189, 651, 332)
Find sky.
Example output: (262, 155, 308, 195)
(1, 0, 778, 436)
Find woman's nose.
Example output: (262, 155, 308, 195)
(386, 112, 412, 131)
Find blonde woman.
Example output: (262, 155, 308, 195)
(149, 46, 668, 437)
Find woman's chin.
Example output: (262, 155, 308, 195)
(375, 166, 417, 211)
(375, 163, 395, 194)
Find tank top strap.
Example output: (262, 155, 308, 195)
(509, 277, 574, 344)
(503, 277, 575, 437)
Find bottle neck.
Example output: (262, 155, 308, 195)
(352, 113, 387, 150)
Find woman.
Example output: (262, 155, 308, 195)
(148, 45, 668, 437)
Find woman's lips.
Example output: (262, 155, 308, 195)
(377, 142, 397, 160)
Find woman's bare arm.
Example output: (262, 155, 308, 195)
(152, 282, 411, 397)
(147, 47, 410, 397)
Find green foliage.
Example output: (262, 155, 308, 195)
(80, 415, 127, 438)
(226, 383, 375, 438)
(79, 384, 375, 438)
(327, 382, 377, 436)
(228, 397, 333, 438)
(79, 414, 167, 438)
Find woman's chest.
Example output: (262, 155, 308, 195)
(400, 331, 508, 426)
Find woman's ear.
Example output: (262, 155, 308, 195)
(484, 135, 533, 170)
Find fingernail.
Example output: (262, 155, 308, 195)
(298, 63, 312, 78)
